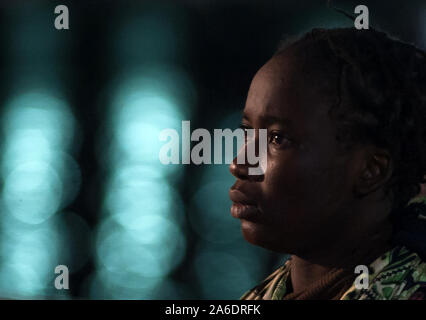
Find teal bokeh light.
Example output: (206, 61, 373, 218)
(102, 67, 195, 175)
(95, 67, 192, 297)
(109, 67, 195, 121)
(0, 217, 63, 298)
(1, 91, 78, 224)
(2, 90, 75, 171)
(113, 93, 183, 163)
(0, 89, 79, 298)
(0, 211, 91, 299)
(93, 2, 194, 297)
(0, 1, 78, 299)
(3, 162, 63, 225)
(96, 218, 186, 278)
(104, 171, 185, 227)
(94, 216, 186, 293)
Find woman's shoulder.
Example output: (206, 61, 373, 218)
(341, 245, 426, 300)
(240, 259, 291, 300)
(340, 196, 426, 300)
(241, 245, 426, 300)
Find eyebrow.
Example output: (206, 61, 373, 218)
(242, 113, 293, 127)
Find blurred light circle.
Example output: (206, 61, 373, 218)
(112, 93, 184, 165)
(87, 268, 163, 299)
(1, 129, 52, 175)
(124, 214, 184, 247)
(97, 227, 160, 277)
(109, 66, 195, 128)
(95, 217, 186, 279)
(0, 221, 61, 298)
(104, 173, 185, 226)
(1, 224, 60, 270)
(100, 67, 196, 178)
(0, 264, 45, 298)
(2, 91, 75, 151)
(3, 161, 63, 224)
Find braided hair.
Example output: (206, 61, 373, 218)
(274, 28, 426, 218)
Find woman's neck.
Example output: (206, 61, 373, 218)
(289, 218, 393, 295)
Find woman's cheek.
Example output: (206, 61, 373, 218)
(267, 158, 307, 192)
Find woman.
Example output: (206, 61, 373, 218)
(229, 28, 426, 300)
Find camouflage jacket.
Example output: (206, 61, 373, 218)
(241, 245, 426, 300)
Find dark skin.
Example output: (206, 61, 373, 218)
(229, 49, 394, 295)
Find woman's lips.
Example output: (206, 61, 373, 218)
(229, 188, 261, 221)
(231, 203, 260, 220)
(229, 189, 256, 205)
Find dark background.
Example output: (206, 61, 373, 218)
(0, 0, 424, 299)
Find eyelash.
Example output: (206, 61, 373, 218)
(239, 125, 293, 148)
(268, 131, 292, 148)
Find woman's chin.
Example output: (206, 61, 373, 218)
(240, 219, 270, 247)
(240, 219, 293, 253)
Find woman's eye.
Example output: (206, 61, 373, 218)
(269, 132, 291, 147)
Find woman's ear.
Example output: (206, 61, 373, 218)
(354, 148, 392, 197)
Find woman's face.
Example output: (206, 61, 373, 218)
(229, 52, 363, 255)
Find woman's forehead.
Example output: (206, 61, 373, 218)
(244, 54, 335, 125)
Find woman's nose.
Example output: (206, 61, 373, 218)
(229, 146, 264, 181)
(229, 139, 251, 180)
(229, 156, 249, 180)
